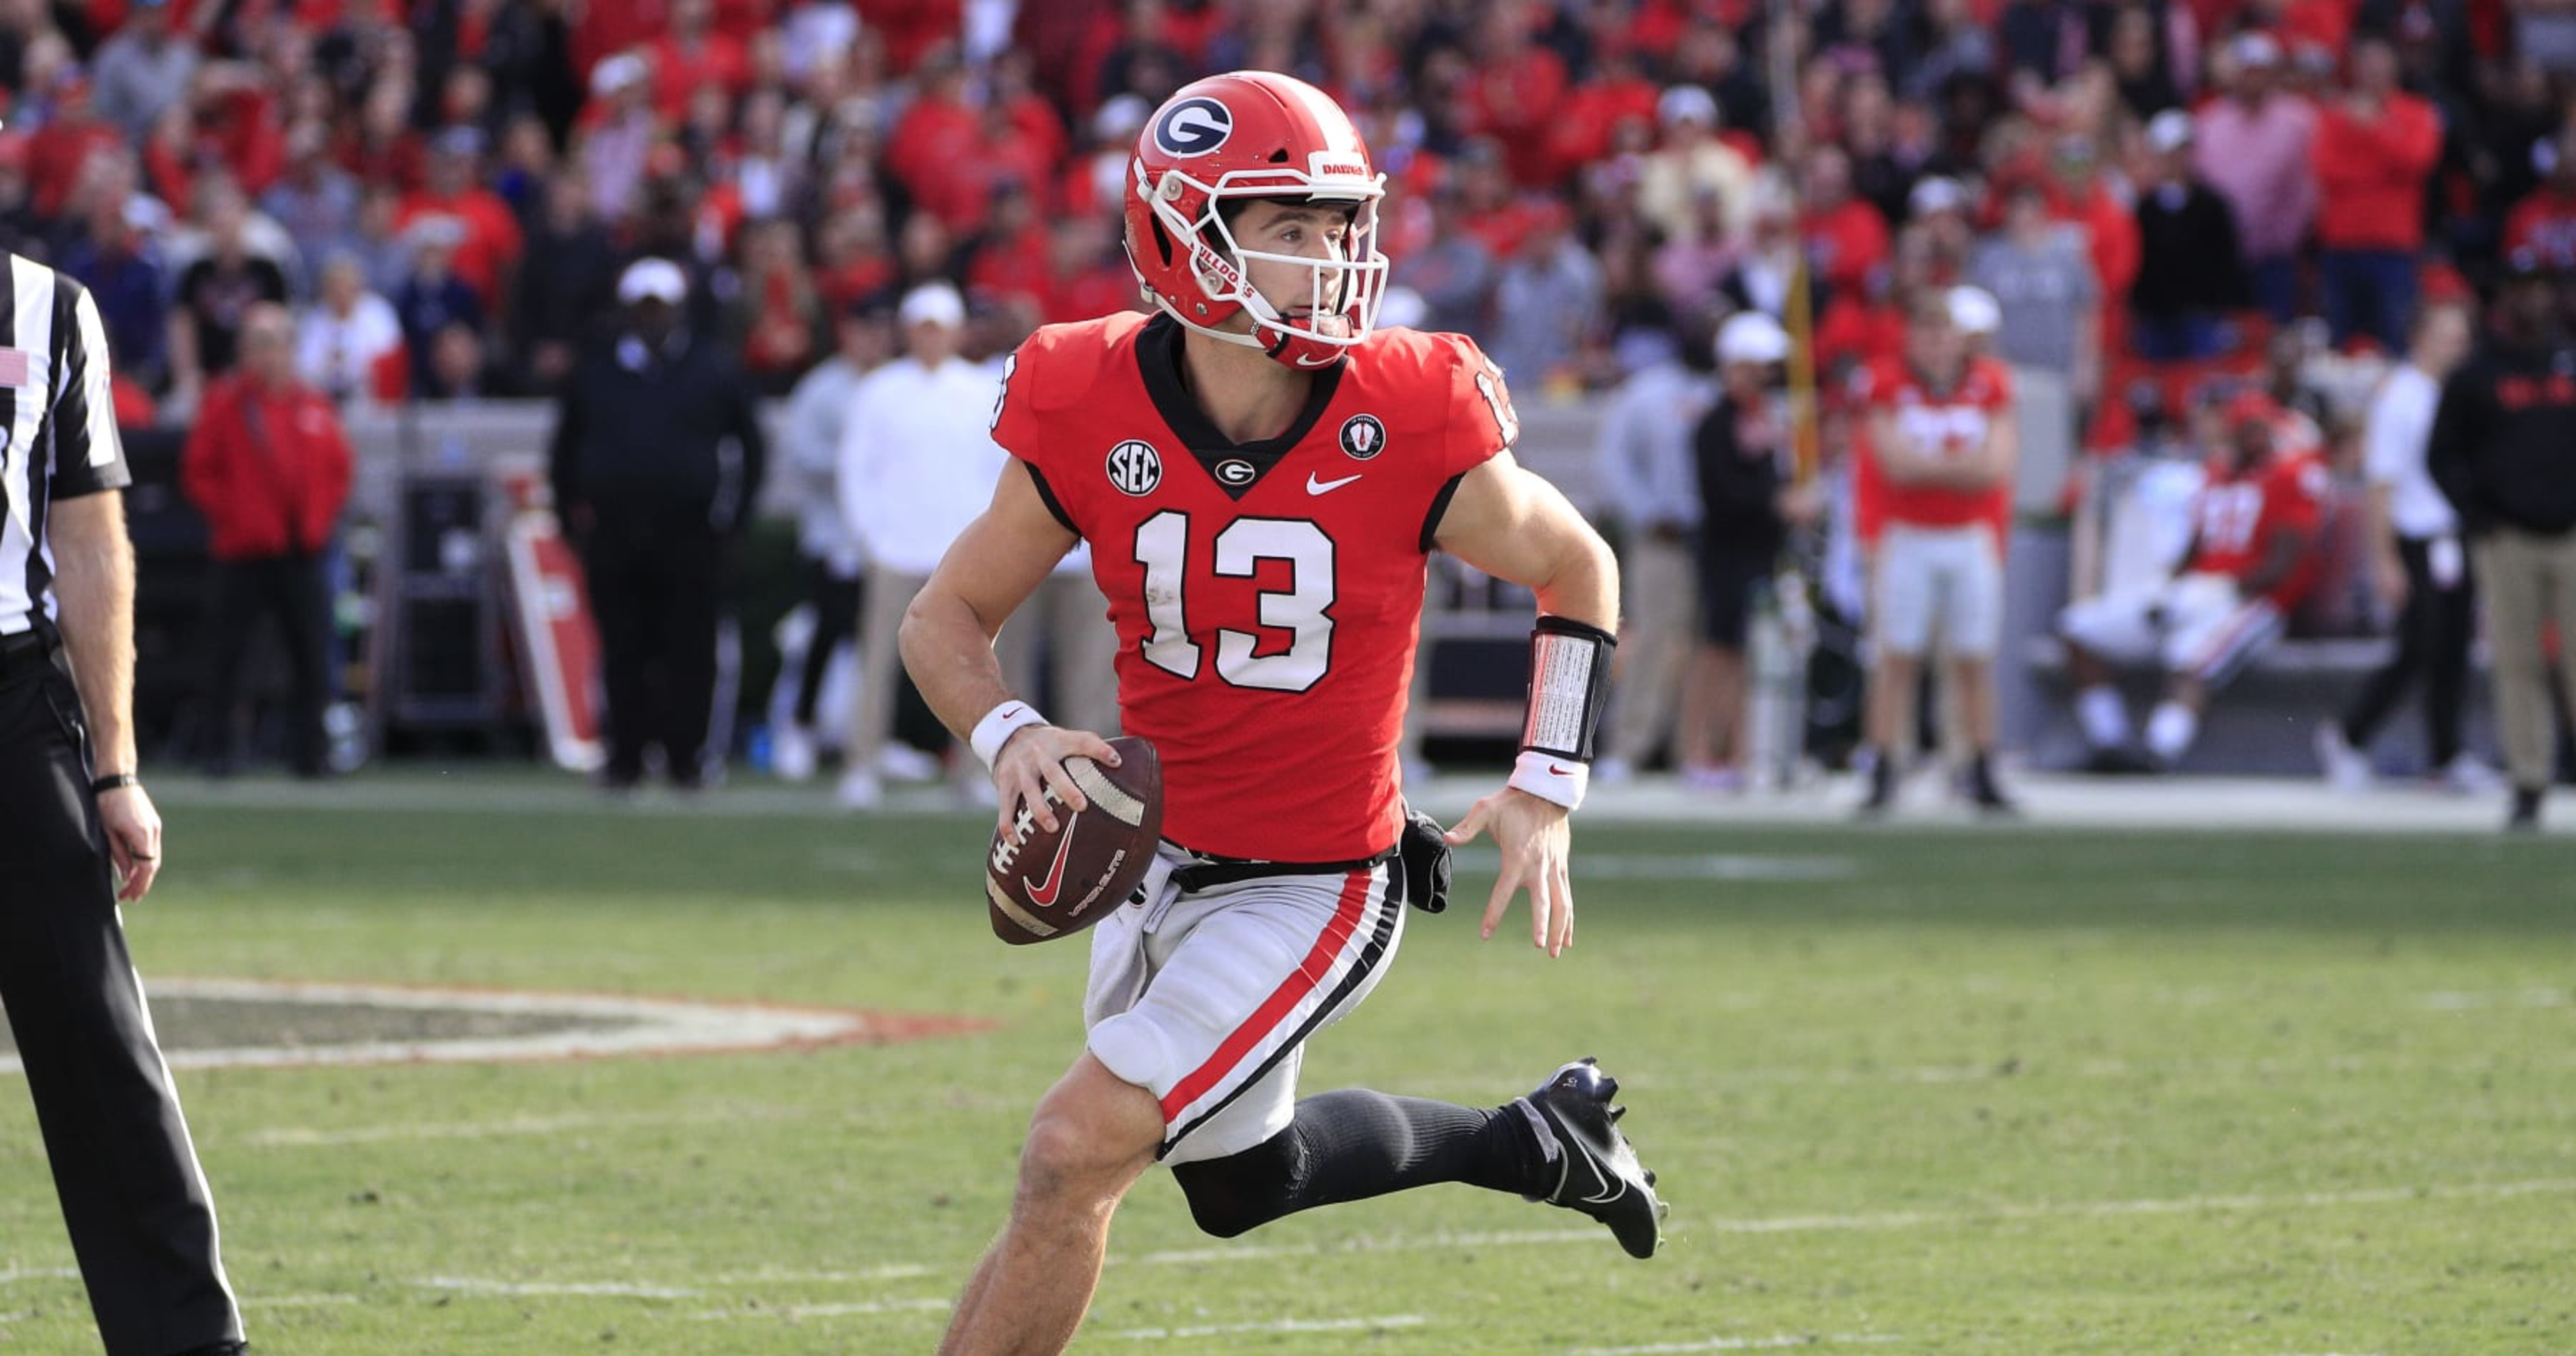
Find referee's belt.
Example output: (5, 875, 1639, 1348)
(0, 626, 57, 672)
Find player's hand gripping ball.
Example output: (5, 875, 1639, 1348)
(986, 737, 1163, 944)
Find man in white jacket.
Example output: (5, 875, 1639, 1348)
(834, 285, 1118, 805)
(772, 297, 889, 780)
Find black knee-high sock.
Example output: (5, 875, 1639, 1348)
(1169, 1089, 1546, 1239)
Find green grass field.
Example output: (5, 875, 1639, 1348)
(5, 778, 2574, 1355)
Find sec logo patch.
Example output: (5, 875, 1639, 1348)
(1106, 441, 1163, 496)
(1338, 413, 1386, 461)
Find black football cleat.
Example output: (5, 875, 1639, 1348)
(1516, 1058, 1666, 1259)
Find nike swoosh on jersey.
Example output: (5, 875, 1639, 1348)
(1022, 813, 1079, 906)
(1306, 471, 1364, 496)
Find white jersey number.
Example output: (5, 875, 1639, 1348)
(1132, 511, 1335, 692)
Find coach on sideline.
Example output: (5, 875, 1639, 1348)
(0, 257, 245, 1351)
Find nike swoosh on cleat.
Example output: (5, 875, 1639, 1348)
(1022, 812, 1079, 906)
(1306, 471, 1364, 496)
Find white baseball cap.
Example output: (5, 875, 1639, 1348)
(1908, 176, 1967, 218)
(1948, 285, 2002, 336)
(1716, 311, 1791, 365)
(898, 281, 966, 330)
(1657, 85, 1719, 128)
(2232, 31, 2282, 68)
(2144, 108, 2194, 154)
(616, 257, 688, 306)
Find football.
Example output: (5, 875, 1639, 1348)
(985, 736, 1163, 945)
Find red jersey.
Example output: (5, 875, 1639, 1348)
(992, 314, 1514, 861)
(2188, 449, 2330, 606)
(1852, 355, 2015, 539)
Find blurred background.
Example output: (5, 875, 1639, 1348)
(16, 0, 2575, 812)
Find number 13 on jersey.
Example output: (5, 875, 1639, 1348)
(1132, 511, 1337, 694)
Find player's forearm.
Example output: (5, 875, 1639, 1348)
(897, 584, 1019, 741)
(47, 498, 141, 774)
(1529, 530, 1621, 635)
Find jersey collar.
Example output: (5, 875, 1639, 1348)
(1135, 313, 1345, 501)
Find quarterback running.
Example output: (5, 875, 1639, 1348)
(898, 71, 1665, 1356)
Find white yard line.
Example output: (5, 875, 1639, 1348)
(1102, 1314, 1430, 1340)
(235, 1104, 809, 1149)
(1571, 1335, 1903, 1355)
(0, 1267, 78, 1288)
(416, 1277, 699, 1299)
(688, 1298, 952, 1319)
(240, 1294, 363, 1309)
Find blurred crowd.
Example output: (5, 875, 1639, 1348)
(1, 0, 2568, 428)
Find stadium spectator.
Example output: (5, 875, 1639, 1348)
(733, 216, 824, 395)
(2194, 32, 2318, 323)
(262, 121, 365, 276)
(181, 302, 353, 780)
(2428, 256, 2576, 831)
(2502, 131, 2576, 273)
(1683, 311, 1809, 791)
(1801, 144, 1893, 300)
(56, 194, 174, 395)
(295, 253, 405, 406)
(1486, 203, 1603, 395)
(512, 170, 620, 392)
(1970, 179, 2101, 416)
(391, 219, 485, 394)
(168, 184, 291, 414)
(395, 126, 523, 312)
(1636, 85, 1757, 251)
(547, 258, 769, 794)
(834, 282, 1003, 810)
(770, 296, 890, 783)
(1594, 309, 1718, 784)
(420, 319, 503, 399)
(90, 0, 201, 141)
(2312, 38, 2442, 353)
(2061, 391, 2329, 772)
(1394, 180, 1497, 338)
(1855, 292, 2019, 814)
(2131, 108, 2249, 361)
(580, 53, 658, 224)
(2317, 300, 2488, 791)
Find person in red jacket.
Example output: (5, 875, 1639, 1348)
(179, 302, 353, 778)
(2312, 38, 2442, 352)
(2503, 129, 2576, 271)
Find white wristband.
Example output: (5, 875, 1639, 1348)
(1507, 749, 1588, 812)
(970, 701, 1050, 770)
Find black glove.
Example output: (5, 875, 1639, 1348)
(1396, 807, 1452, 915)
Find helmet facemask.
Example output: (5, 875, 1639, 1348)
(1139, 161, 1390, 369)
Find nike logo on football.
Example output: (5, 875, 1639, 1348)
(1022, 813, 1079, 906)
(1306, 471, 1363, 496)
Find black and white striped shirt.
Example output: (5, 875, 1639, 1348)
(0, 253, 127, 637)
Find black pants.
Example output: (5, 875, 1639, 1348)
(201, 551, 333, 776)
(0, 639, 240, 1355)
(791, 559, 862, 730)
(581, 502, 725, 786)
(2341, 536, 2476, 767)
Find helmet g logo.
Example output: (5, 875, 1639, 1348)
(1152, 97, 1234, 157)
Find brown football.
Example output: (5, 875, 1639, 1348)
(985, 736, 1163, 945)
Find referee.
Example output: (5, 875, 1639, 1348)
(1, 254, 245, 1353)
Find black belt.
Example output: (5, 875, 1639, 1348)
(1167, 841, 1398, 894)
(0, 625, 56, 673)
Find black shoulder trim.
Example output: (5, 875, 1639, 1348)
(1419, 471, 1468, 554)
(1022, 461, 1079, 535)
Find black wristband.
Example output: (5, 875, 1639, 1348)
(92, 772, 140, 794)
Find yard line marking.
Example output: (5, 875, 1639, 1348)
(237, 1104, 808, 1149)
(0, 1268, 78, 1287)
(240, 1294, 362, 1309)
(689, 1298, 952, 1319)
(416, 1277, 698, 1299)
(1571, 1334, 1902, 1355)
(1103, 1314, 1429, 1340)
(2418, 989, 2569, 1010)
(700, 1264, 936, 1285)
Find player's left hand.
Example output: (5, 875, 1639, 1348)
(1445, 787, 1573, 957)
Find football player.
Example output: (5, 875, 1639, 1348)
(898, 72, 1662, 1356)
(2059, 389, 2328, 770)
(1852, 290, 2019, 814)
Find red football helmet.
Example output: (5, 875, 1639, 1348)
(1124, 71, 1390, 370)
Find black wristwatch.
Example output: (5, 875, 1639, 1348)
(91, 772, 141, 794)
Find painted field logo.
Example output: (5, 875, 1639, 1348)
(0, 978, 988, 1073)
